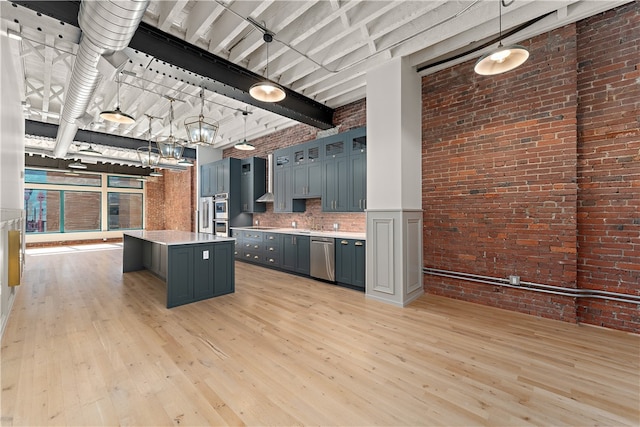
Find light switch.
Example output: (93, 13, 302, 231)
(203, 250, 209, 260)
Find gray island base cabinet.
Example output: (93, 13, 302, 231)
(123, 230, 235, 308)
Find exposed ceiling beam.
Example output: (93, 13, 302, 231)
(25, 119, 197, 160)
(13, 1, 335, 130)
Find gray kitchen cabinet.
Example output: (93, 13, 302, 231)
(335, 238, 365, 290)
(200, 163, 215, 196)
(322, 156, 349, 212)
(240, 157, 266, 213)
(167, 242, 235, 307)
(281, 234, 310, 275)
(292, 161, 322, 198)
(262, 232, 282, 267)
(275, 167, 305, 213)
(348, 127, 367, 212)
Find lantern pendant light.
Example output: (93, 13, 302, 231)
(250, 32, 286, 103)
(137, 115, 161, 167)
(234, 110, 255, 151)
(100, 72, 136, 124)
(156, 98, 184, 160)
(184, 87, 219, 146)
(474, 1, 529, 76)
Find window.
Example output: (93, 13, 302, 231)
(25, 169, 101, 186)
(108, 176, 143, 189)
(24, 189, 61, 233)
(63, 191, 101, 232)
(108, 193, 143, 230)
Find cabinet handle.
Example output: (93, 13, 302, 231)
(355, 241, 363, 246)
(269, 247, 274, 251)
(293, 236, 297, 245)
(245, 254, 251, 258)
(254, 255, 259, 259)
(268, 258, 275, 263)
(268, 236, 274, 240)
(341, 240, 349, 245)
(253, 245, 259, 249)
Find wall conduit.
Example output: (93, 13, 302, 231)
(423, 267, 640, 305)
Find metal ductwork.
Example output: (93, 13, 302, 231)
(256, 153, 275, 203)
(53, 0, 149, 158)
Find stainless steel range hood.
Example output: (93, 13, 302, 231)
(256, 153, 274, 203)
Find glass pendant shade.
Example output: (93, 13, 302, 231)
(474, 44, 529, 75)
(157, 136, 184, 160)
(178, 158, 194, 167)
(137, 146, 161, 167)
(185, 88, 219, 146)
(68, 161, 87, 169)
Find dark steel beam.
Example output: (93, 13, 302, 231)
(25, 120, 197, 159)
(25, 154, 152, 176)
(12, 1, 335, 130)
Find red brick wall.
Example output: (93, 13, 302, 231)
(224, 99, 367, 232)
(145, 167, 195, 231)
(575, 3, 640, 331)
(422, 3, 639, 331)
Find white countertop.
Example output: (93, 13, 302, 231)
(230, 227, 366, 240)
(124, 230, 235, 246)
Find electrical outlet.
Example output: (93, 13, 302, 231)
(509, 275, 520, 286)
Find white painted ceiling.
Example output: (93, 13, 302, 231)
(1, 0, 631, 166)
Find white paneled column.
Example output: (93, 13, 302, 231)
(366, 57, 423, 306)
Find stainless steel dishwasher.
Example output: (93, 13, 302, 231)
(310, 237, 335, 281)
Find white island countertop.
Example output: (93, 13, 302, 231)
(124, 230, 235, 246)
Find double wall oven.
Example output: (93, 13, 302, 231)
(199, 193, 229, 237)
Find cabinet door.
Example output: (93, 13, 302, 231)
(353, 240, 365, 289)
(307, 161, 322, 197)
(213, 242, 234, 296)
(201, 163, 216, 196)
(274, 168, 291, 212)
(193, 244, 215, 300)
(295, 235, 310, 275)
(323, 157, 349, 212)
(217, 160, 229, 193)
(335, 239, 354, 285)
(240, 169, 251, 212)
(281, 234, 296, 271)
(349, 154, 366, 212)
(167, 246, 194, 308)
(292, 164, 309, 198)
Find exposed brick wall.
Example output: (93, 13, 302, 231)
(145, 167, 195, 231)
(224, 99, 367, 232)
(422, 3, 639, 332)
(575, 3, 640, 331)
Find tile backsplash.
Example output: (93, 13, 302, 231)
(253, 198, 365, 232)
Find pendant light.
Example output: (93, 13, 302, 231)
(249, 32, 286, 103)
(234, 110, 255, 151)
(137, 115, 161, 167)
(150, 168, 163, 177)
(184, 87, 219, 146)
(157, 98, 184, 160)
(100, 72, 136, 124)
(77, 145, 103, 157)
(474, 1, 529, 76)
(68, 160, 87, 169)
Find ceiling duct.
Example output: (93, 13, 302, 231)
(256, 154, 275, 203)
(53, 0, 149, 158)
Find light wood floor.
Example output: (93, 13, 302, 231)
(2, 247, 639, 426)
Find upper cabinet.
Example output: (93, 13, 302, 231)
(240, 157, 266, 213)
(271, 127, 366, 213)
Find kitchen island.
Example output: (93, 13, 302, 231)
(123, 230, 235, 308)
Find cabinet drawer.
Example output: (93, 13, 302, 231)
(262, 255, 281, 267)
(242, 250, 262, 262)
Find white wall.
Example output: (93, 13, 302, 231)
(0, 33, 25, 337)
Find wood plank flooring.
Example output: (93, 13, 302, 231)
(2, 246, 639, 426)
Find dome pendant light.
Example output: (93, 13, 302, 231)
(249, 32, 286, 103)
(100, 72, 136, 124)
(234, 110, 255, 151)
(474, 1, 529, 76)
